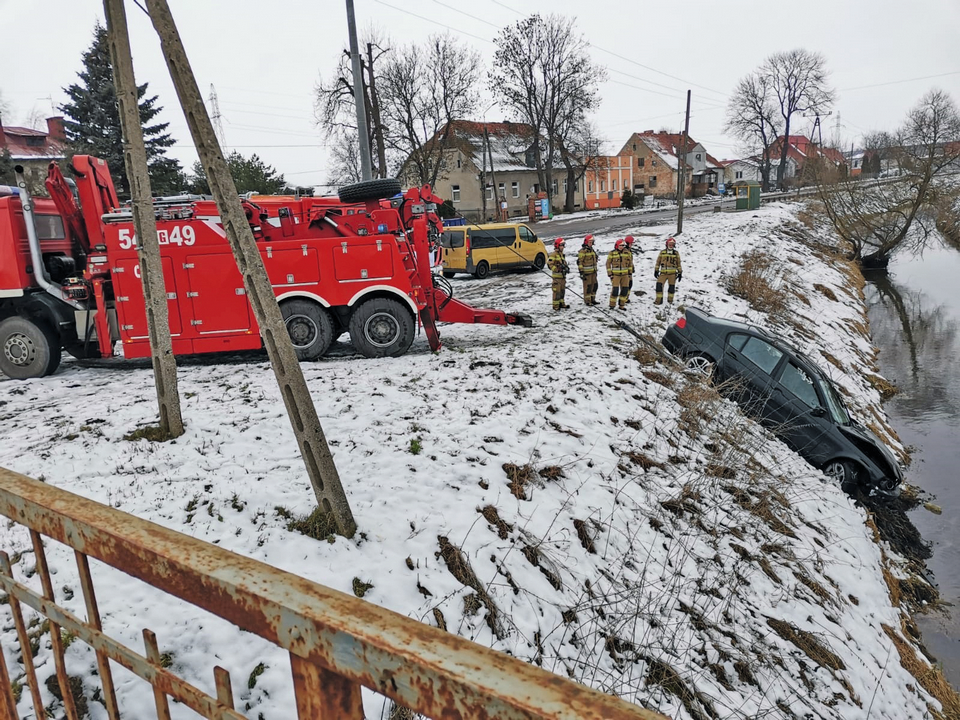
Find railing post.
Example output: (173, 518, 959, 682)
(0, 638, 18, 720)
(290, 653, 363, 719)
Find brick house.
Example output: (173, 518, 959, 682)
(615, 131, 724, 200)
(0, 116, 66, 193)
(766, 135, 848, 185)
(400, 121, 584, 222)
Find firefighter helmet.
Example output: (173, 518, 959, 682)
(624, 235, 635, 246)
(554, 238, 565, 249)
(615, 239, 626, 250)
(665, 237, 676, 249)
(583, 234, 595, 246)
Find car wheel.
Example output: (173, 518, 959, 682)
(683, 353, 714, 378)
(533, 253, 546, 270)
(0, 316, 61, 380)
(475, 260, 490, 279)
(823, 460, 858, 489)
(348, 297, 415, 358)
(442, 270, 457, 278)
(281, 299, 334, 361)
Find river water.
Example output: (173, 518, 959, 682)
(865, 244, 960, 689)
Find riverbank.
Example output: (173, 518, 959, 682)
(0, 202, 956, 718)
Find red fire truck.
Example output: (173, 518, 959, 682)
(0, 157, 531, 379)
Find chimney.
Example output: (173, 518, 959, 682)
(46, 116, 66, 143)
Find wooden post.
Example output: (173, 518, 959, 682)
(144, 0, 357, 537)
(103, 0, 184, 438)
(676, 89, 691, 235)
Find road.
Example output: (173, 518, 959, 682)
(533, 201, 726, 240)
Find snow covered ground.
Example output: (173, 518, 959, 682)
(0, 203, 947, 719)
(539, 195, 722, 224)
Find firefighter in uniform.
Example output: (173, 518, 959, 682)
(606, 239, 632, 310)
(548, 238, 570, 310)
(653, 237, 683, 305)
(623, 235, 638, 303)
(577, 234, 599, 305)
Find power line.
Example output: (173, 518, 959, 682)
(372, 0, 494, 44)
(430, 0, 500, 29)
(588, 44, 729, 100)
(839, 70, 960, 92)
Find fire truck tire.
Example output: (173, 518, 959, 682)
(281, 300, 334, 361)
(474, 260, 490, 279)
(348, 298, 415, 358)
(337, 178, 403, 204)
(0, 316, 61, 380)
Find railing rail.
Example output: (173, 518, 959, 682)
(0, 467, 665, 719)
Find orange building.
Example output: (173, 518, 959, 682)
(582, 153, 636, 209)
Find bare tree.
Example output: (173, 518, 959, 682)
(0, 90, 12, 122)
(814, 89, 960, 268)
(489, 14, 605, 204)
(556, 119, 602, 213)
(764, 49, 835, 189)
(379, 33, 481, 186)
(724, 71, 781, 191)
(327, 128, 364, 187)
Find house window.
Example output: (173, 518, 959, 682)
(649, 176, 657, 188)
(600, 180, 606, 192)
(485, 184, 493, 200)
(632, 143, 636, 151)
(573, 180, 578, 193)
(563, 179, 568, 192)
(457, 157, 462, 169)
(651, 159, 657, 167)
(25, 137, 45, 148)
(512, 181, 519, 198)
(696, 153, 702, 161)
(588, 180, 594, 193)
(735, 171, 743, 179)
(638, 157, 645, 168)
(498, 182, 505, 198)
(612, 179, 618, 191)
(552, 180, 558, 196)
(452, 185, 461, 203)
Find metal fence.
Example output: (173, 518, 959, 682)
(0, 467, 666, 719)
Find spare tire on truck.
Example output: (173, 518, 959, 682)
(0, 316, 61, 379)
(338, 178, 403, 204)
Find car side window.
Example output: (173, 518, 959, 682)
(727, 333, 748, 351)
(780, 362, 819, 408)
(740, 337, 783, 375)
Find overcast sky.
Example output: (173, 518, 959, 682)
(2, 0, 958, 189)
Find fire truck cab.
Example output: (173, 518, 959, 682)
(0, 157, 531, 379)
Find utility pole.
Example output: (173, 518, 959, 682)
(145, 0, 357, 537)
(485, 127, 501, 221)
(366, 43, 387, 178)
(346, 0, 372, 181)
(102, 0, 184, 439)
(676, 89, 691, 235)
(208, 83, 227, 153)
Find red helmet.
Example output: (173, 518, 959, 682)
(614, 239, 626, 250)
(554, 237, 565, 249)
(624, 235, 635, 246)
(583, 234, 595, 246)
(665, 237, 676, 248)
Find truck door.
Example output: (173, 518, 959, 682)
(183, 253, 253, 335)
(112, 256, 183, 340)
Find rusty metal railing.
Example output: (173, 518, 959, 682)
(0, 467, 666, 719)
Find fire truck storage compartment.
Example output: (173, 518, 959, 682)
(264, 246, 321, 287)
(334, 238, 395, 282)
(111, 255, 182, 342)
(183, 253, 254, 336)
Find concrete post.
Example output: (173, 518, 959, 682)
(144, 0, 357, 537)
(102, 0, 184, 439)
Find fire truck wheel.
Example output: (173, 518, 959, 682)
(474, 261, 490, 279)
(348, 298, 415, 358)
(0, 316, 61, 380)
(337, 178, 403, 204)
(281, 300, 334, 361)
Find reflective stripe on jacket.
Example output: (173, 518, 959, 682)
(655, 249, 682, 275)
(606, 249, 632, 275)
(548, 251, 569, 278)
(577, 246, 598, 273)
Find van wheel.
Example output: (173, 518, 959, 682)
(442, 270, 457, 278)
(349, 298, 415, 358)
(474, 260, 490, 279)
(533, 253, 546, 270)
(0, 316, 61, 379)
(281, 299, 334, 361)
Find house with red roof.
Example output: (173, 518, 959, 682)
(0, 116, 67, 192)
(765, 135, 847, 185)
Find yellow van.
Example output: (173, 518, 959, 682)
(440, 223, 548, 279)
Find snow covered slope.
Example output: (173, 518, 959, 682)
(0, 203, 947, 719)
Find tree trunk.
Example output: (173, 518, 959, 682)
(777, 117, 791, 189)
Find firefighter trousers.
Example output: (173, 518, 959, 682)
(609, 274, 630, 308)
(654, 272, 677, 305)
(625, 273, 633, 303)
(581, 272, 598, 304)
(552, 277, 568, 310)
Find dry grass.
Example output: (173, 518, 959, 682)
(865, 373, 899, 399)
(676, 380, 722, 437)
(437, 536, 503, 638)
(766, 618, 845, 672)
(632, 343, 660, 365)
(725, 250, 789, 315)
(573, 519, 596, 554)
(642, 369, 676, 389)
(820, 351, 845, 372)
(813, 283, 838, 301)
(503, 463, 538, 500)
(643, 656, 719, 720)
(479, 505, 513, 539)
(883, 623, 960, 719)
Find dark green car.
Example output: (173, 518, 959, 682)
(662, 307, 902, 494)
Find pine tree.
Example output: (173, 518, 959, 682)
(187, 152, 286, 196)
(60, 23, 183, 198)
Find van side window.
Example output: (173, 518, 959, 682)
(470, 233, 498, 249)
(492, 229, 516, 246)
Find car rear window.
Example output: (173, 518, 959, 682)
(780, 362, 819, 408)
(740, 337, 783, 375)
